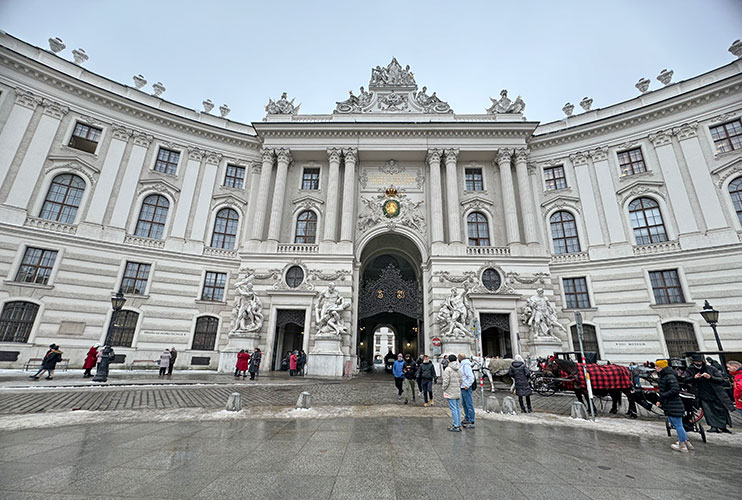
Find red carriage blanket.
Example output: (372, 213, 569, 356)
(573, 363, 631, 390)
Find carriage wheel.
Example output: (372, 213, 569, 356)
(533, 377, 555, 397)
(665, 418, 672, 437)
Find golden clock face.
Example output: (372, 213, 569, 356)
(383, 199, 400, 218)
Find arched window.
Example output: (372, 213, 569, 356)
(0, 301, 39, 343)
(729, 177, 742, 225)
(550, 211, 580, 254)
(39, 173, 85, 224)
(192, 316, 219, 351)
(628, 197, 667, 245)
(110, 310, 139, 348)
(570, 324, 600, 361)
(295, 211, 317, 244)
(467, 212, 490, 246)
(662, 321, 699, 358)
(211, 208, 239, 249)
(134, 194, 169, 239)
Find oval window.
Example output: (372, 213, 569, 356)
(481, 268, 501, 292)
(286, 266, 304, 288)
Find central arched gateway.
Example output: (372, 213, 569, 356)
(356, 233, 424, 370)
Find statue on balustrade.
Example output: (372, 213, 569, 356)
(487, 89, 526, 114)
(265, 92, 300, 115)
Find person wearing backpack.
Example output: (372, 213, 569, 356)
(458, 353, 476, 428)
(417, 354, 437, 407)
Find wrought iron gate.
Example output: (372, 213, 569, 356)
(358, 263, 422, 320)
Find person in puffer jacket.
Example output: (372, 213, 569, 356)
(417, 355, 437, 406)
(392, 353, 405, 401)
(655, 359, 693, 453)
(442, 354, 462, 431)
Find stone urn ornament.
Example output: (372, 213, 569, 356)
(635, 78, 650, 93)
(219, 104, 231, 118)
(562, 102, 574, 117)
(729, 39, 742, 59)
(579, 97, 593, 112)
(132, 74, 147, 89)
(72, 48, 88, 65)
(657, 69, 673, 86)
(202, 99, 214, 113)
(48, 37, 65, 53)
(152, 82, 166, 97)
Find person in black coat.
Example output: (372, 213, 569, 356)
(30, 344, 63, 380)
(402, 354, 417, 404)
(417, 355, 437, 406)
(654, 359, 692, 452)
(508, 355, 532, 413)
(682, 353, 732, 433)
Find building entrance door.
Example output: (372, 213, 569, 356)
(479, 313, 512, 358)
(272, 309, 305, 370)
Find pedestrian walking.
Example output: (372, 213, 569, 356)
(393, 353, 405, 401)
(30, 344, 63, 380)
(416, 353, 425, 393)
(248, 348, 262, 380)
(289, 351, 298, 376)
(158, 349, 171, 377)
(82, 343, 99, 377)
(403, 354, 418, 404)
(508, 354, 533, 413)
(682, 353, 733, 433)
(235, 349, 250, 377)
(654, 359, 693, 452)
(727, 360, 742, 417)
(458, 353, 475, 428)
(417, 354, 436, 407)
(168, 347, 177, 376)
(298, 350, 307, 376)
(442, 354, 462, 432)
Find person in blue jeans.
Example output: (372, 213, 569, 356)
(392, 353, 405, 401)
(655, 359, 693, 453)
(442, 354, 462, 431)
(458, 353, 475, 428)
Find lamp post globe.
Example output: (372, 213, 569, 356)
(92, 291, 126, 382)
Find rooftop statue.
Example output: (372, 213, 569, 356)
(370, 57, 416, 87)
(486, 89, 526, 114)
(265, 91, 300, 116)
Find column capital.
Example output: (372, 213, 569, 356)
(588, 147, 609, 162)
(276, 147, 292, 165)
(111, 124, 132, 141)
(443, 148, 459, 163)
(496, 148, 513, 164)
(41, 99, 69, 120)
(250, 162, 262, 175)
(260, 148, 275, 163)
(648, 130, 672, 147)
(327, 147, 342, 163)
(132, 131, 153, 148)
(426, 148, 443, 164)
(187, 146, 205, 161)
(14, 88, 42, 110)
(204, 151, 223, 166)
(513, 148, 529, 164)
(672, 121, 698, 141)
(568, 151, 589, 167)
(343, 148, 358, 163)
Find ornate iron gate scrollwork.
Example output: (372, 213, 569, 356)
(359, 264, 422, 319)
(479, 313, 510, 332)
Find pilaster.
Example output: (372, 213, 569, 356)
(323, 147, 342, 243)
(514, 148, 539, 244)
(249, 148, 274, 241)
(267, 148, 291, 241)
(0, 89, 41, 192)
(444, 148, 462, 243)
(496, 148, 520, 245)
(427, 149, 444, 244)
(340, 148, 357, 242)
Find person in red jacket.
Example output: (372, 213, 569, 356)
(727, 360, 742, 417)
(235, 349, 250, 378)
(83, 343, 100, 377)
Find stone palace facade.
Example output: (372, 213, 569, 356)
(1, 32, 741, 375)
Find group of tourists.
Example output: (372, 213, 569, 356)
(157, 347, 178, 376)
(234, 348, 262, 379)
(280, 350, 307, 376)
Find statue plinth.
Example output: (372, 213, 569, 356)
(309, 336, 345, 377)
(524, 335, 563, 359)
(218, 330, 261, 373)
(441, 335, 475, 358)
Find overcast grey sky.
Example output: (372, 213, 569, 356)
(1, 0, 740, 124)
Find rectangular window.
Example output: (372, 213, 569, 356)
(120, 262, 151, 295)
(201, 271, 227, 302)
(649, 270, 685, 305)
(15, 247, 58, 285)
(465, 168, 484, 191)
(302, 168, 320, 190)
(710, 119, 742, 154)
(224, 165, 245, 189)
(154, 148, 180, 175)
(68, 122, 102, 154)
(563, 277, 590, 309)
(617, 148, 647, 176)
(544, 166, 567, 191)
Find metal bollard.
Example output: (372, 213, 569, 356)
(296, 391, 312, 409)
(486, 395, 500, 413)
(225, 392, 241, 412)
(502, 396, 517, 415)
(570, 401, 589, 420)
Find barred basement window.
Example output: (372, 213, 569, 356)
(465, 168, 484, 191)
(709, 119, 742, 154)
(110, 310, 139, 348)
(0, 301, 39, 343)
(68, 122, 102, 154)
(563, 277, 590, 309)
(39, 173, 85, 224)
(15, 247, 58, 285)
(543, 166, 567, 191)
(201, 272, 227, 302)
(550, 211, 581, 254)
(295, 211, 317, 244)
(728, 177, 742, 225)
(649, 270, 685, 305)
(134, 194, 169, 239)
(467, 212, 490, 246)
(211, 208, 239, 249)
(192, 316, 219, 350)
(617, 148, 647, 176)
(154, 148, 180, 175)
(224, 165, 245, 189)
(481, 268, 501, 292)
(302, 168, 320, 190)
(629, 197, 667, 245)
(286, 266, 304, 288)
(120, 262, 151, 295)
(662, 321, 699, 358)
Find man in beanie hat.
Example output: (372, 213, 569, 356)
(682, 353, 732, 433)
(654, 359, 692, 452)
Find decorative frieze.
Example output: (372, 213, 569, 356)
(308, 269, 351, 282)
(203, 247, 238, 258)
(506, 272, 550, 285)
(633, 240, 680, 256)
(24, 216, 77, 234)
(464, 246, 510, 256)
(550, 251, 590, 264)
(123, 234, 166, 249)
(276, 244, 319, 254)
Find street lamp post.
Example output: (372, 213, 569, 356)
(699, 300, 727, 376)
(93, 291, 126, 383)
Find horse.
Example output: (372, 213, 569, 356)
(471, 357, 514, 392)
(546, 358, 638, 417)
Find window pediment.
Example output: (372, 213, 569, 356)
(292, 195, 325, 212)
(712, 157, 742, 187)
(540, 194, 581, 217)
(136, 178, 180, 200)
(615, 179, 665, 204)
(460, 196, 493, 213)
(45, 155, 100, 186)
(212, 193, 247, 209)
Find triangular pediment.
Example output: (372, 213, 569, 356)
(46, 155, 101, 175)
(212, 193, 247, 206)
(460, 196, 493, 207)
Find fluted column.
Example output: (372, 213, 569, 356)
(339, 148, 357, 242)
(267, 148, 291, 241)
(249, 148, 275, 241)
(427, 149, 444, 244)
(496, 148, 520, 244)
(444, 148, 461, 243)
(514, 148, 539, 244)
(323, 148, 342, 242)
